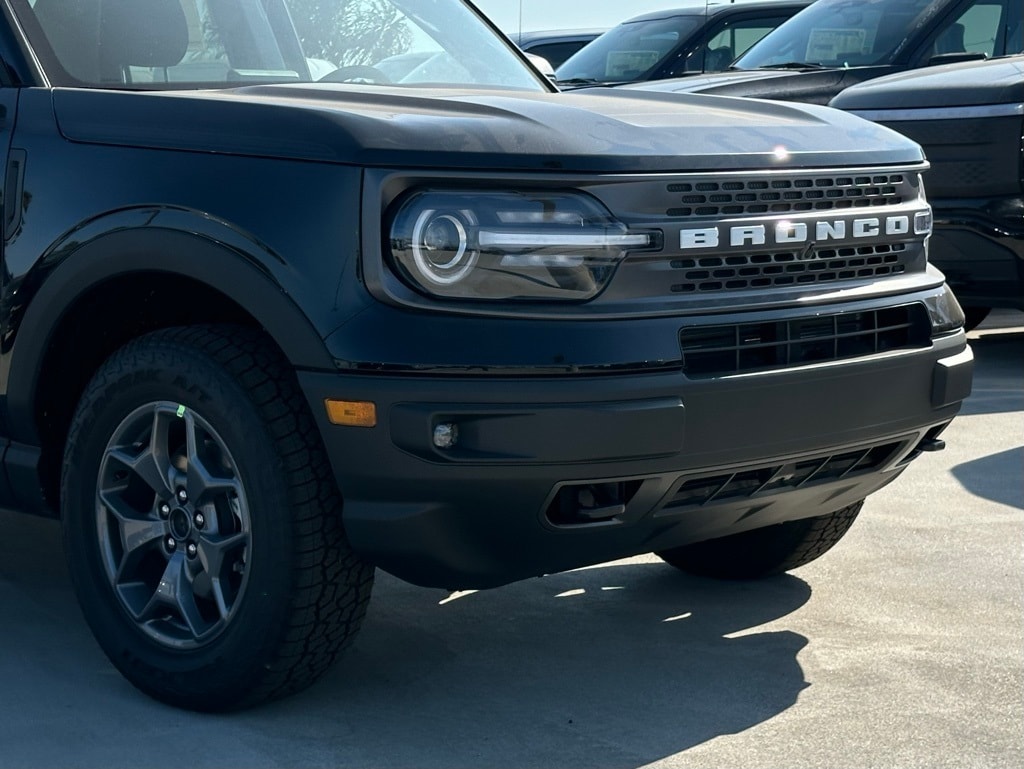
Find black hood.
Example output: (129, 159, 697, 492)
(52, 83, 922, 172)
(627, 66, 898, 105)
(830, 56, 1024, 110)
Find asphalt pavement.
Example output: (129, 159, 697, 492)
(2, 311, 1021, 769)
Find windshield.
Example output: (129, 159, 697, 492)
(555, 14, 702, 83)
(734, 0, 936, 68)
(13, 0, 545, 90)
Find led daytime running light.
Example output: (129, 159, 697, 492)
(478, 231, 652, 248)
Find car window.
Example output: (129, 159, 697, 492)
(735, 0, 936, 68)
(556, 15, 701, 83)
(922, 0, 1019, 60)
(14, 0, 545, 90)
(522, 41, 590, 70)
(671, 14, 792, 76)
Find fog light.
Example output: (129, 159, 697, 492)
(433, 423, 458, 449)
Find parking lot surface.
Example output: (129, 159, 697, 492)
(2, 312, 1021, 769)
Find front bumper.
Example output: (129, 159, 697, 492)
(299, 306, 972, 589)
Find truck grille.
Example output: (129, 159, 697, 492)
(660, 439, 905, 512)
(666, 174, 905, 218)
(679, 304, 930, 378)
(670, 243, 907, 294)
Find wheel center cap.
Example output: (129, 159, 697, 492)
(169, 508, 193, 541)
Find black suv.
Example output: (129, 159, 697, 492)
(831, 55, 1024, 328)
(555, 0, 814, 87)
(0, 0, 971, 710)
(633, 0, 1023, 104)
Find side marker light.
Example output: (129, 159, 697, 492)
(325, 399, 377, 427)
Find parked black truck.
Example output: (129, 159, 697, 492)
(831, 55, 1024, 329)
(0, 0, 972, 710)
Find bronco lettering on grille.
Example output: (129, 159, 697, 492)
(680, 214, 915, 250)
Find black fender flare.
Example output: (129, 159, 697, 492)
(5, 221, 335, 444)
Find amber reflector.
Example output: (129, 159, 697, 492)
(325, 399, 377, 427)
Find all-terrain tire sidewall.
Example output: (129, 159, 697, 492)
(62, 332, 298, 707)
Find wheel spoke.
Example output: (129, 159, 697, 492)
(196, 531, 247, 582)
(210, 578, 231, 620)
(184, 413, 242, 505)
(104, 406, 176, 497)
(98, 489, 167, 582)
(146, 551, 212, 639)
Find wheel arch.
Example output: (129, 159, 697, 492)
(5, 225, 335, 513)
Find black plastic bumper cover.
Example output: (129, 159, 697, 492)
(300, 334, 972, 589)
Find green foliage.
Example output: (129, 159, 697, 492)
(289, 0, 413, 66)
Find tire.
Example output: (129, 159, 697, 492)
(61, 325, 374, 711)
(656, 501, 864, 580)
(963, 307, 991, 332)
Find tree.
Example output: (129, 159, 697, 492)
(289, 0, 412, 66)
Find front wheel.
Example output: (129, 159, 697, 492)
(62, 325, 373, 710)
(656, 502, 864, 579)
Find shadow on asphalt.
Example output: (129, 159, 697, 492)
(261, 565, 813, 768)
(962, 328, 1024, 416)
(2, 508, 813, 768)
(951, 446, 1024, 511)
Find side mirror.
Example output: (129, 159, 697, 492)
(927, 51, 988, 66)
(525, 52, 557, 81)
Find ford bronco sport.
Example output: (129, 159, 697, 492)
(0, 0, 972, 710)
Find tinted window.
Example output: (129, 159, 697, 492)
(735, 0, 936, 68)
(923, 0, 1021, 60)
(671, 14, 793, 75)
(523, 41, 590, 70)
(556, 15, 701, 83)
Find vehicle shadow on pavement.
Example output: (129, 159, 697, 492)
(962, 329, 1024, 416)
(1, 512, 812, 768)
(951, 447, 1024, 511)
(262, 564, 814, 768)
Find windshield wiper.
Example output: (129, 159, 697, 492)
(555, 77, 611, 88)
(757, 61, 827, 70)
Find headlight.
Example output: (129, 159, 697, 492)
(387, 190, 655, 301)
(924, 286, 965, 335)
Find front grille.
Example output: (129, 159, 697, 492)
(665, 174, 905, 218)
(679, 304, 930, 378)
(661, 440, 905, 512)
(670, 243, 908, 294)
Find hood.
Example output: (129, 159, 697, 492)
(52, 83, 923, 172)
(627, 66, 896, 105)
(830, 56, 1024, 111)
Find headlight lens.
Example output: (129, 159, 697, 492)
(387, 190, 654, 301)
(924, 286, 966, 335)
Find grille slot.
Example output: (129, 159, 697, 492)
(679, 304, 930, 378)
(666, 174, 905, 218)
(662, 441, 903, 512)
(669, 243, 908, 294)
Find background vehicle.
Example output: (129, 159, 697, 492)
(0, 0, 971, 711)
(515, 28, 605, 69)
(630, 0, 1023, 103)
(831, 55, 1024, 329)
(555, 0, 814, 86)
